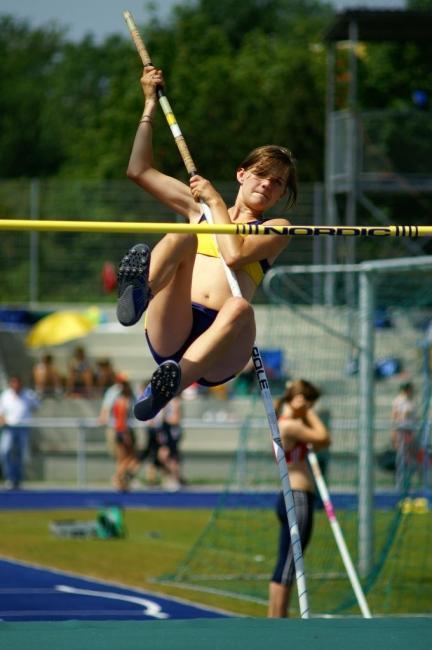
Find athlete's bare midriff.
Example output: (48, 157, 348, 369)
(191, 253, 256, 309)
(287, 462, 314, 492)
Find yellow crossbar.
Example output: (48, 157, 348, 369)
(0, 219, 430, 237)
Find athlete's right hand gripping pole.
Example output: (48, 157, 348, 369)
(123, 10, 309, 618)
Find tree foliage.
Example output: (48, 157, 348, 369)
(0, 2, 431, 184)
(0, 2, 333, 182)
(0, 16, 66, 177)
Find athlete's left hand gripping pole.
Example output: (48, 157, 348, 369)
(123, 10, 310, 618)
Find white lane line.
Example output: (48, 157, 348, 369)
(55, 585, 169, 619)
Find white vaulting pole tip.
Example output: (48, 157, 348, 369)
(123, 11, 136, 34)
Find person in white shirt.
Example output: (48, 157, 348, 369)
(0, 376, 39, 489)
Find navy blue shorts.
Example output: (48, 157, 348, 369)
(145, 301, 236, 387)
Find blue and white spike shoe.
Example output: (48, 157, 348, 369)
(116, 243, 152, 326)
(134, 360, 181, 421)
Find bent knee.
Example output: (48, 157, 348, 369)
(222, 297, 254, 324)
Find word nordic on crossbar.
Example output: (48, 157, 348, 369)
(0, 220, 430, 237)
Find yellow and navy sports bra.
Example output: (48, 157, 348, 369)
(196, 215, 271, 287)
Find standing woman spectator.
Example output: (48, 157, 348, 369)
(268, 379, 331, 618)
(0, 376, 40, 489)
(111, 379, 140, 491)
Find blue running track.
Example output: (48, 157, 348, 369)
(0, 557, 230, 622)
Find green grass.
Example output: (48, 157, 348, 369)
(0, 508, 265, 617)
(0, 507, 430, 617)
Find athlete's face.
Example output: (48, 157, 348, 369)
(237, 164, 289, 210)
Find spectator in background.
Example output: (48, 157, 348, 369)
(156, 396, 185, 490)
(0, 376, 40, 489)
(66, 346, 94, 397)
(268, 379, 330, 618)
(99, 372, 132, 458)
(391, 381, 418, 489)
(139, 382, 185, 490)
(94, 358, 117, 395)
(111, 379, 140, 491)
(140, 408, 167, 487)
(33, 353, 64, 397)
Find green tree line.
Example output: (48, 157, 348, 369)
(1, 0, 431, 184)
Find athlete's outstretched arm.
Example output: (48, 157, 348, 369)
(127, 66, 201, 222)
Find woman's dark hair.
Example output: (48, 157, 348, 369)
(275, 379, 321, 417)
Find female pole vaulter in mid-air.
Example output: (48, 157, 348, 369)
(116, 65, 297, 422)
